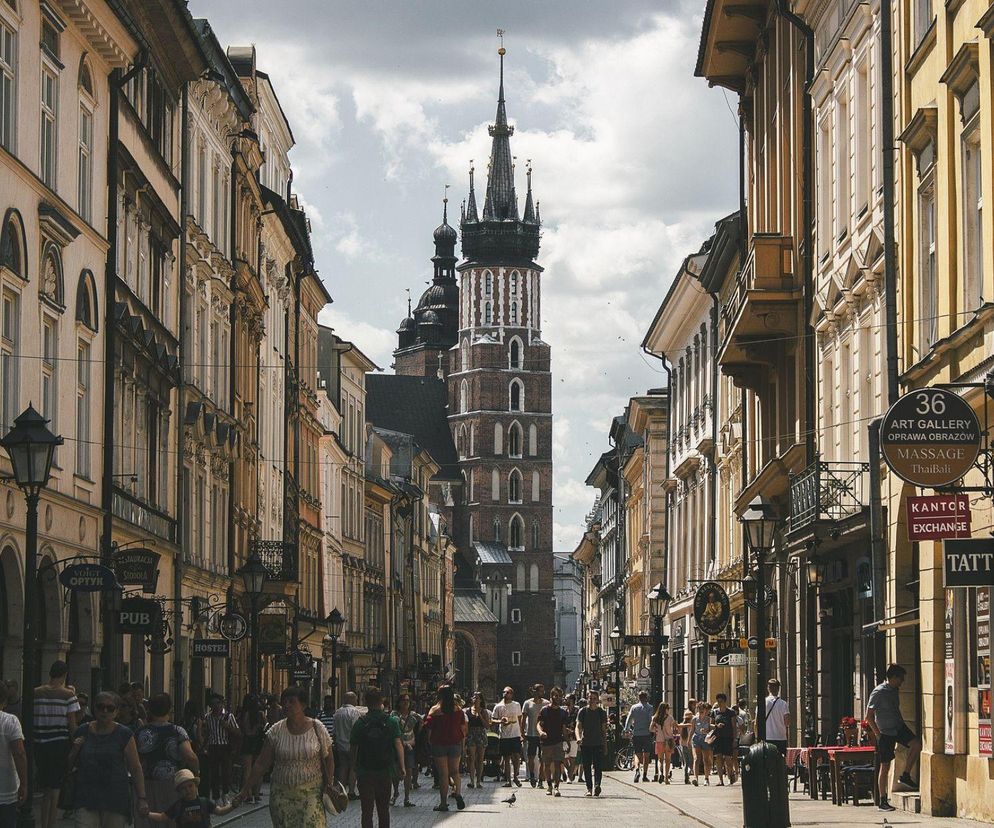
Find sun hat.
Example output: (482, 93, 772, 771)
(174, 769, 200, 789)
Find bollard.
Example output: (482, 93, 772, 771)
(740, 742, 791, 827)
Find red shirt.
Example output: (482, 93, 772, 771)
(425, 709, 467, 746)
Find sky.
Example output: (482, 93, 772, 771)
(189, 0, 740, 551)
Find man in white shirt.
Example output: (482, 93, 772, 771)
(760, 679, 790, 757)
(333, 692, 362, 799)
(0, 681, 26, 828)
(492, 686, 523, 788)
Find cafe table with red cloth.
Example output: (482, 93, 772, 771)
(827, 746, 875, 805)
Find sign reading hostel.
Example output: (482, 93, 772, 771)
(944, 539, 994, 587)
(881, 388, 982, 487)
(192, 639, 231, 658)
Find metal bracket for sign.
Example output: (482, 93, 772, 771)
(35, 554, 118, 605)
(931, 382, 994, 498)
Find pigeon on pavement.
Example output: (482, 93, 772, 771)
(502, 792, 516, 806)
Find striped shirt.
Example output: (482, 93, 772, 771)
(33, 685, 80, 743)
(317, 711, 335, 739)
(265, 719, 332, 788)
(203, 710, 237, 746)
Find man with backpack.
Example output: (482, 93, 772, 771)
(350, 688, 404, 828)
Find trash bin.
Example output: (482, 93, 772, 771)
(740, 742, 790, 828)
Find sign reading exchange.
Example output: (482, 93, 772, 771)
(907, 494, 972, 542)
(881, 388, 982, 487)
(693, 581, 731, 637)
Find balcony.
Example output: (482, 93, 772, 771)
(112, 487, 176, 543)
(251, 539, 299, 582)
(789, 459, 870, 533)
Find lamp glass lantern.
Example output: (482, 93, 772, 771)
(741, 496, 778, 553)
(326, 607, 345, 639)
(609, 625, 624, 657)
(648, 582, 673, 618)
(807, 560, 824, 586)
(0, 404, 62, 494)
(373, 642, 386, 667)
(237, 550, 268, 596)
(741, 573, 757, 605)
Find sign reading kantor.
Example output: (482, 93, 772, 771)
(881, 388, 982, 487)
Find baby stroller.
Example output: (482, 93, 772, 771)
(483, 732, 502, 780)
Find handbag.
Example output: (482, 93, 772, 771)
(704, 729, 718, 746)
(312, 721, 348, 816)
(58, 726, 88, 810)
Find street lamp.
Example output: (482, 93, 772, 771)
(373, 642, 386, 687)
(325, 607, 345, 707)
(237, 550, 268, 695)
(610, 625, 624, 746)
(740, 496, 778, 742)
(1, 404, 62, 828)
(647, 582, 672, 706)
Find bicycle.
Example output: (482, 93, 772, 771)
(614, 742, 635, 771)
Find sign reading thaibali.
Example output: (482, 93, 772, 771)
(881, 388, 982, 487)
(907, 494, 972, 542)
(693, 581, 730, 637)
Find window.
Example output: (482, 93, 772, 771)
(78, 105, 93, 221)
(197, 142, 206, 223)
(531, 521, 540, 549)
(508, 469, 521, 503)
(461, 338, 469, 371)
(508, 422, 522, 457)
(510, 379, 522, 411)
(40, 18, 59, 60)
(509, 338, 521, 369)
(460, 379, 468, 413)
(0, 19, 14, 151)
(529, 422, 537, 455)
(919, 181, 938, 348)
(509, 302, 518, 324)
(836, 93, 850, 238)
(492, 518, 501, 542)
(531, 470, 539, 501)
(41, 317, 57, 434)
(511, 608, 521, 624)
(0, 213, 23, 277)
(0, 289, 17, 435)
(818, 119, 831, 257)
(855, 61, 870, 212)
(484, 302, 492, 325)
(484, 271, 492, 296)
(962, 118, 983, 312)
(76, 341, 90, 476)
(493, 423, 502, 454)
(491, 468, 499, 501)
(509, 515, 523, 549)
(511, 651, 521, 666)
(40, 67, 58, 187)
(516, 562, 525, 591)
(914, 0, 932, 46)
(529, 563, 538, 591)
(510, 271, 518, 295)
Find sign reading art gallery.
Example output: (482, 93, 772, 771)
(693, 581, 730, 637)
(881, 388, 982, 487)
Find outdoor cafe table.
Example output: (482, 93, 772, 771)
(803, 746, 875, 801)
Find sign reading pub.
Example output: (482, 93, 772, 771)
(881, 388, 982, 487)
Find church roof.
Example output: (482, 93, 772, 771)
(473, 540, 513, 566)
(365, 374, 461, 481)
(454, 592, 499, 625)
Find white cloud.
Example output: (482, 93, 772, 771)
(317, 307, 396, 370)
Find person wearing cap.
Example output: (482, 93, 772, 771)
(147, 770, 234, 826)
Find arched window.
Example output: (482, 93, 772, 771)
(528, 423, 537, 455)
(700, 323, 708, 366)
(484, 302, 492, 325)
(509, 302, 518, 325)
(510, 271, 519, 296)
(531, 471, 539, 501)
(457, 424, 468, 459)
(469, 423, 475, 455)
(460, 379, 468, 413)
(516, 562, 525, 592)
(40, 243, 64, 307)
(531, 522, 540, 549)
(78, 58, 94, 97)
(508, 469, 522, 503)
(509, 379, 523, 411)
(508, 422, 522, 457)
(0, 210, 26, 279)
(75, 270, 98, 331)
(509, 515, 523, 549)
(484, 271, 493, 296)
(493, 423, 503, 455)
(461, 338, 469, 371)
(493, 518, 501, 542)
(509, 337, 521, 369)
(491, 468, 500, 501)
(529, 563, 539, 592)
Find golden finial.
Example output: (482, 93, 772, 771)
(497, 28, 506, 56)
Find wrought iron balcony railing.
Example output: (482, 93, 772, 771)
(789, 459, 870, 532)
(250, 538, 299, 582)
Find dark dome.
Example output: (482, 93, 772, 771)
(420, 309, 441, 325)
(433, 221, 457, 243)
(397, 316, 415, 332)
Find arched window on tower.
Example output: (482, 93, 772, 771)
(508, 469, 522, 503)
(516, 562, 526, 592)
(493, 423, 503, 455)
(509, 515, 523, 550)
(493, 518, 501, 542)
(491, 468, 500, 500)
(508, 422, 522, 457)
(484, 302, 492, 325)
(509, 302, 518, 325)
(509, 338, 522, 369)
(529, 563, 539, 591)
(509, 379, 523, 411)
(528, 423, 537, 455)
(485, 271, 493, 296)
(460, 380, 468, 413)
(531, 521, 540, 549)
(461, 338, 469, 371)
(510, 271, 519, 296)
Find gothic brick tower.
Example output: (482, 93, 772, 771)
(449, 47, 555, 695)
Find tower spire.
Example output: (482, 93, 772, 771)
(482, 42, 515, 221)
(523, 160, 536, 223)
(466, 162, 478, 222)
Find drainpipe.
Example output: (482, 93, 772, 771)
(880, 0, 899, 404)
(867, 420, 887, 683)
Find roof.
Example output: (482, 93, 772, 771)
(473, 540, 512, 566)
(365, 375, 461, 481)
(454, 592, 499, 625)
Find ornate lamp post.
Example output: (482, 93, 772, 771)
(609, 624, 624, 746)
(325, 608, 345, 706)
(237, 550, 268, 695)
(740, 497, 778, 742)
(647, 582, 672, 706)
(1, 405, 62, 828)
(373, 642, 386, 687)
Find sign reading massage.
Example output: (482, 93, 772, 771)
(881, 388, 982, 487)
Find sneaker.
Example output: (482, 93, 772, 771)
(404, 800, 415, 807)
(665, 778, 670, 785)
(692, 779, 698, 787)
(502, 782, 512, 788)
(455, 795, 465, 811)
(513, 778, 522, 787)
(898, 774, 918, 791)
(546, 787, 553, 796)
(530, 778, 537, 788)
(554, 789, 561, 797)
(585, 790, 593, 797)
(433, 804, 449, 812)
(467, 782, 475, 789)
(633, 771, 640, 782)
(878, 800, 896, 812)
(594, 785, 601, 797)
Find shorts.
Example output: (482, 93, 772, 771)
(525, 736, 541, 759)
(542, 742, 566, 763)
(466, 728, 488, 749)
(565, 740, 577, 760)
(431, 743, 462, 760)
(655, 738, 675, 757)
(632, 734, 654, 754)
(876, 724, 917, 763)
(769, 740, 787, 758)
(35, 740, 69, 790)
(712, 739, 735, 757)
(692, 734, 711, 750)
(499, 737, 521, 757)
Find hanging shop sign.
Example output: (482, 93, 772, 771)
(59, 563, 118, 592)
(118, 597, 161, 634)
(907, 494, 972, 542)
(623, 634, 657, 647)
(218, 613, 248, 642)
(881, 388, 982, 487)
(113, 548, 160, 593)
(744, 585, 776, 610)
(258, 612, 288, 653)
(693, 581, 731, 637)
(192, 639, 231, 658)
(708, 638, 743, 668)
(273, 653, 293, 670)
(977, 588, 991, 757)
(943, 539, 994, 588)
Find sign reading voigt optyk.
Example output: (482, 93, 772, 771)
(881, 388, 982, 487)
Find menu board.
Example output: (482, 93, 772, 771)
(978, 588, 992, 757)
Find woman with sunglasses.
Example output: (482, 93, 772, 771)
(67, 691, 149, 827)
(234, 686, 334, 828)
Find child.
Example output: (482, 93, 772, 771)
(148, 770, 235, 826)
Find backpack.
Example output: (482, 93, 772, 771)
(355, 712, 394, 769)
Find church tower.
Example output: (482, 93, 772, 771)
(449, 46, 554, 695)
